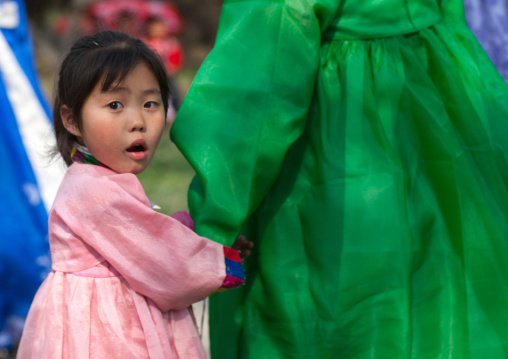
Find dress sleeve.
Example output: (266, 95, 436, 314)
(171, 210, 246, 290)
(52, 170, 243, 312)
(170, 0, 340, 245)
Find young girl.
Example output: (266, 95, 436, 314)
(17, 30, 251, 359)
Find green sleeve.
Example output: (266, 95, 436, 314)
(171, 0, 339, 245)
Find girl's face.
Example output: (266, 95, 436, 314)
(63, 62, 166, 174)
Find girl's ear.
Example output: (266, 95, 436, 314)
(60, 105, 81, 137)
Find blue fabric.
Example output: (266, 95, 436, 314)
(464, 0, 508, 82)
(224, 258, 245, 280)
(1, 0, 51, 117)
(0, 0, 51, 350)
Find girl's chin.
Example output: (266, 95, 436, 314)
(109, 163, 147, 175)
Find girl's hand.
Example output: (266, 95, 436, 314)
(232, 235, 254, 264)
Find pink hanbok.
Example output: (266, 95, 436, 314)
(17, 163, 243, 359)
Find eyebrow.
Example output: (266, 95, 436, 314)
(104, 86, 161, 95)
(142, 88, 161, 95)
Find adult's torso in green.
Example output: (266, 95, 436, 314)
(172, 0, 508, 357)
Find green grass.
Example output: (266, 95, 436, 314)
(137, 127, 196, 215)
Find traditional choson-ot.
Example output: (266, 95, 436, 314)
(171, 0, 508, 357)
(17, 147, 245, 359)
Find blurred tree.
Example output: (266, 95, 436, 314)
(173, 0, 222, 68)
(25, 0, 222, 45)
(25, 0, 222, 69)
(175, 0, 221, 45)
(25, 0, 69, 25)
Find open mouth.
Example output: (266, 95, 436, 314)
(126, 143, 147, 153)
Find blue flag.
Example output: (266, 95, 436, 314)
(0, 0, 64, 350)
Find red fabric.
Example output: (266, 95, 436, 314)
(223, 246, 241, 262)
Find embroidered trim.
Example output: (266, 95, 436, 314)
(71, 144, 106, 167)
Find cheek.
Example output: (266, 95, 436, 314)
(156, 121, 166, 141)
(82, 121, 118, 151)
(85, 127, 110, 145)
(152, 114, 166, 136)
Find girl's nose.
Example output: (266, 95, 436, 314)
(129, 111, 145, 131)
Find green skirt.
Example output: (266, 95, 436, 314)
(172, 1, 508, 357)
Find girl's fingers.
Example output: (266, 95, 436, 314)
(232, 235, 248, 249)
(232, 235, 254, 262)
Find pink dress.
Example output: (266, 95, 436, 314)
(17, 163, 239, 358)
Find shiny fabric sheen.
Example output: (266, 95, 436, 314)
(171, 0, 508, 358)
(325, 0, 441, 39)
(17, 164, 227, 359)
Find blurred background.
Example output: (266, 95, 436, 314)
(27, 0, 222, 97)
(26, 0, 224, 215)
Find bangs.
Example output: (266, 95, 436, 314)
(97, 47, 141, 91)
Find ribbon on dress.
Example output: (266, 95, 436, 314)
(70, 144, 107, 167)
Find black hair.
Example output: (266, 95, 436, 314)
(53, 30, 170, 165)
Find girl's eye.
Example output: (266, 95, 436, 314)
(108, 101, 123, 110)
(144, 101, 159, 109)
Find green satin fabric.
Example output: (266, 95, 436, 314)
(171, 0, 508, 357)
